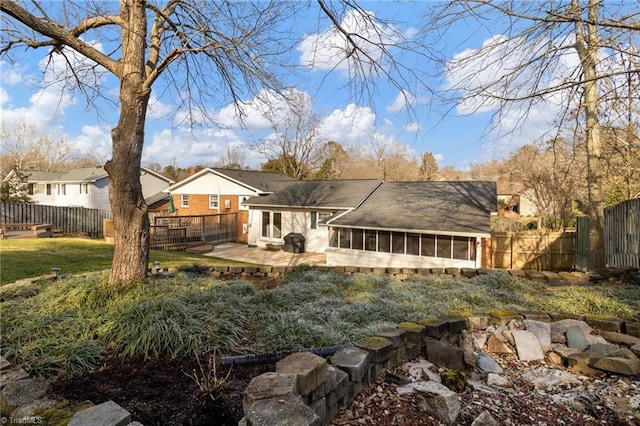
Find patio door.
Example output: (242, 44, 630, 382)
(261, 211, 282, 240)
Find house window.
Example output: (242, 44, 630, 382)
(421, 234, 435, 257)
(181, 195, 189, 208)
(261, 211, 282, 239)
(351, 229, 364, 250)
(58, 184, 66, 195)
(46, 184, 51, 195)
(453, 236, 476, 261)
(330, 228, 338, 247)
(378, 231, 391, 253)
(80, 183, 88, 194)
(311, 212, 317, 229)
(437, 236, 452, 259)
(407, 233, 420, 256)
(27, 184, 35, 195)
(391, 232, 405, 254)
(365, 230, 377, 251)
(209, 194, 219, 209)
(339, 228, 351, 248)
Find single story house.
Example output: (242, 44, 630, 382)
(5, 166, 173, 211)
(164, 168, 294, 242)
(243, 180, 497, 269)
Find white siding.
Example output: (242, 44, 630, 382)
(171, 172, 257, 196)
(140, 172, 171, 198)
(91, 178, 111, 210)
(246, 207, 334, 253)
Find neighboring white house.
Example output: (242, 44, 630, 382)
(5, 167, 173, 210)
(243, 180, 497, 269)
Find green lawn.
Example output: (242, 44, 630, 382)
(0, 237, 252, 285)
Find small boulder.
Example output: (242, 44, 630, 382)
(471, 410, 498, 426)
(512, 330, 544, 361)
(565, 325, 588, 350)
(414, 381, 461, 424)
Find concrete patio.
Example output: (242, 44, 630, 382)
(202, 243, 326, 267)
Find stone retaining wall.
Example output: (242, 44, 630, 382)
(240, 310, 640, 426)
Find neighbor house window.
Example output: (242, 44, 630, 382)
(27, 183, 35, 195)
(209, 194, 219, 209)
(58, 184, 66, 195)
(261, 211, 282, 239)
(181, 195, 189, 208)
(46, 184, 51, 195)
(79, 183, 88, 194)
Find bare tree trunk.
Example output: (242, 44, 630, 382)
(574, 0, 605, 269)
(104, 0, 150, 285)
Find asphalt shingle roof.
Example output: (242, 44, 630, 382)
(212, 168, 295, 193)
(243, 180, 382, 209)
(328, 181, 497, 235)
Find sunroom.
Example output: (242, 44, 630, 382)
(323, 181, 496, 269)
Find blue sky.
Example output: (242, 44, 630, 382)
(0, 2, 567, 171)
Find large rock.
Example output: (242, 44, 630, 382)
(0, 378, 48, 415)
(591, 357, 640, 376)
(476, 351, 503, 374)
(524, 320, 551, 352)
(414, 381, 461, 424)
(68, 400, 131, 426)
(512, 330, 544, 361)
(566, 325, 588, 350)
(550, 319, 592, 343)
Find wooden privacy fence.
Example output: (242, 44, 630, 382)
(1, 202, 110, 238)
(484, 231, 576, 270)
(605, 198, 640, 268)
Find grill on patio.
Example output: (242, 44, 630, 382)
(283, 232, 305, 253)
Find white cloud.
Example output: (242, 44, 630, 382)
(319, 103, 377, 145)
(298, 9, 402, 75)
(404, 122, 420, 132)
(70, 125, 111, 161)
(1, 43, 108, 142)
(433, 153, 444, 163)
(214, 88, 312, 131)
(147, 94, 173, 119)
(142, 127, 256, 168)
(0, 61, 23, 85)
(387, 90, 418, 113)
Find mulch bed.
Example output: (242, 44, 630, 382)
(51, 356, 274, 426)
